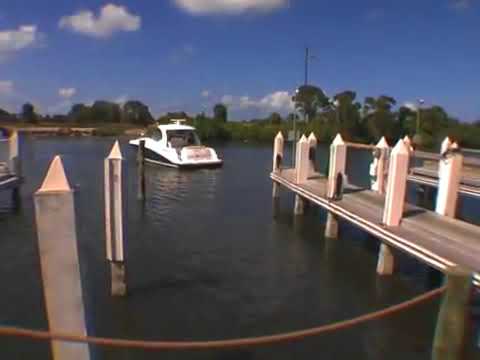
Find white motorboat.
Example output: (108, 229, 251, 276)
(129, 119, 223, 169)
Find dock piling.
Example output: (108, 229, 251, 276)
(376, 243, 395, 275)
(383, 139, 410, 226)
(105, 141, 127, 296)
(372, 137, 389, 194)
(137, 139, 146, 201)
(294, 135, 309, 215)
(307, 132, 317, 177)
(432, 266, 472, 360)
(272, 132, 284, 216)
(34, 156, 90, 360)
(435, 138, 463, 218)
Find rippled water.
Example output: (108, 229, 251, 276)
(0, 136, 478, 359)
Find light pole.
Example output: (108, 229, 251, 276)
(329, 98, 340, 125)
(292, 88, 300, 165)
(416, 98, 425, 134)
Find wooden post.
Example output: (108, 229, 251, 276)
(294, 135, 309, 216)
(383, 139, 410, 226)
(34, 156, 90, 360)
(324, 212, 339, 239)
(307, 132, 317, 177)
(137, 139, 146, 201)
(8, 130, 20, 176)
(432, 266, 472, 360)
(295, 135, 309, 183)
(272, 132, 284, 200)
(327, 134, 347, 199)
(105, 141, 127, 296)
(403, 135, 413, 152)
(370, 137, 389, 194)
(376, 243, 394, 275)
(435, 138, 463, 218)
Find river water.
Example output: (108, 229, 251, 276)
(0, 136, 478, 359)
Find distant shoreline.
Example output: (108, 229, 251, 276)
(0, 123, 145, 137)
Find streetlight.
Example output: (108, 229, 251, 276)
(329, 98, 340, 125)
(413, 98, 425, 147)
(291, 88, 300, 165)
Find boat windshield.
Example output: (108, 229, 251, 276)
(167, 130, 201, 148)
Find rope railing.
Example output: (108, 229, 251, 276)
(0, 286, 445, 351)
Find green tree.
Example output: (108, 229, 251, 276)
(363, 95, 397, 141)
(123, 100, 154, 125)
(22, 103, 37, 123)
(213, 103, 228, 122)
(293, 85, 329, 121)
(68, 103, 91, 124)
(268, 112, 282, 125)
(90, 101, 121, 123)
(333, 90, 362, 139)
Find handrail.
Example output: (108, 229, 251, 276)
(0, 286, 445, 350)
(345, 142, 377, 150)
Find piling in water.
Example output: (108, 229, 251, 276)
(105, 141, 127, 296)
(137, 139, 146, 201)
(34, 156, 91, 360)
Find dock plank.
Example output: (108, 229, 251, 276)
(272, 168, 480, 285)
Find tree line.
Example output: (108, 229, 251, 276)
(1, 85, 479, 149)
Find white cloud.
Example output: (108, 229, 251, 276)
(0, 25, 38, 54)
(0, 80, 14, 95)
(451, 0, 472, 10)
(114, 94, 129, 106)
(58, 87, 76, 99)
(403, 102, 418, 111)
(221, 91, 294, 113)
(201, 90, 210, 98)
(59, 4, 141, 38)
(221, 94, 234, 105)
(173, 0, 288, 15)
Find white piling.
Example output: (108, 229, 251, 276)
(370, 137, 389, 194)
(295, 135, 310, 183)
(403, 135, 414, 152)
(34, 156, 90, 360)
(272, 132, 284, 200)
(105, 141, 127, 296)
(435, 139, 463, 218)
(8, 130, 19, 175)
(324, 212, 339, 239)
(377, 243, 395, 275)
(307, 132, 318, 177)
(383, 139, 410, 226)
(327, 134, 347, 199)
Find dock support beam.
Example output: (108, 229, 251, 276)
(324, 212, 338, 239)
(307, 132, 317, 177)
(272, 132, 284, 216)
(294, 135, 309, 216)
(376, 243, 394, 275)
(383, 139, 410, 226)
(34, 156, 90, 360)
(432, 267, 472, 360)
(105, 141, 127, 296)
(137, 139, 146, 201)
(435, 137, 463, 218)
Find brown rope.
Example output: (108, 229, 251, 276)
(0, 286, 445, 351)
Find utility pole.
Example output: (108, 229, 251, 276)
(304, 47, 309, 85)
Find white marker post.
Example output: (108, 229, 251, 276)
(307, 132, 318, 178)
(435, 138, 463, 218)
(272, 132, 284, 198)
(383, 139, 410, 226)
(294, 135, 309, 215)
(34, 156, 90, 360)
(105, 141, 127, 296)
(403, 135, 413, 152)
(371, 137, 389, 194)
(325, 134, 347, 239)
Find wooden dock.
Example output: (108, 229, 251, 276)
(271, 134, 480, 287)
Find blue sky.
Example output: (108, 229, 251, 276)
(0, 0, 479, 121)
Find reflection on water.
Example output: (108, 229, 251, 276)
(0, 137, 478, 359)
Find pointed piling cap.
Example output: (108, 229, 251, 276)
(451, 142, 459, 150)
(298, 134, 308, 144)
(403, 135, 412, 145)
(308, 132, 317, 143)
(376, 136, 389, 149)
(440, 137, 452, 154)
(391, 139, 409, 156)
(332, 133, 345, 146)
(107, 140, 123, 160)
(37, 156, 71, 193)
(275, 131, 284, 141)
